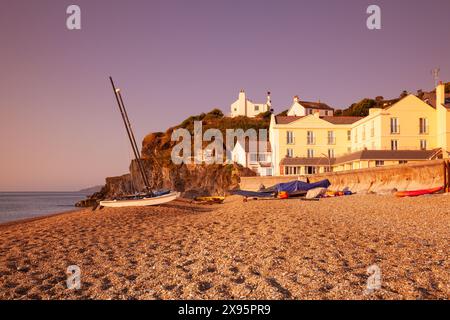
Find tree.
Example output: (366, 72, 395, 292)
(400, 90, 408, 98)
(416, 89, 424, 99)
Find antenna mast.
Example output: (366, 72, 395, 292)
(431, 68, 440, 87)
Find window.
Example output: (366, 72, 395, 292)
(419, 118, 429, 134)
(328, 149, 335, 159)
(249, 153, 258, 162)
(347, 130, 351, 141)
(390, 118, 400, 134)
(327, 131, 335, 145)
(254, 105, 259, 111)
(284, 166, 301, 175)
(347, 147, 352, 153)
(286, 148, 293, 158)
(307, 131, 315, 145)
(420, 139, 427, 150)
(375, 160, 384, 167)
(286, 131, 294, 144)
(391, 140, 398, 150)
(399, 160, 408, 165)
(307, 149, 314, 158)
(305, 166, 316, 175)
(327, 111, 333, 116)
(258, 153, 267, 162)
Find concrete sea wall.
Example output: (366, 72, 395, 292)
(240, 160, 446, 193)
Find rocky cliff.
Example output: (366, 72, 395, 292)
(77, 109, 266, 206)
(105, 159, 255, 198)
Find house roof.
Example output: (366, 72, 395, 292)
(274, 115, 362, 125)
(274, 116, 305, 124)
(298, 101, 334, 111)
(280, 149, 441, 166)
(422, 92, 450, 109)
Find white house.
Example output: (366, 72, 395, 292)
(232, 140, 273, 176)
(287, 95, 334, 117)
(230, 90, 272, 118)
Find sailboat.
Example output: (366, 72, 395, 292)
(99, 77, 180, 208)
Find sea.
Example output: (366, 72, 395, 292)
(0, 192, 89, 224)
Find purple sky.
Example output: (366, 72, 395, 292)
(1, 0, 450, 191)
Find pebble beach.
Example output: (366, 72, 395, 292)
(0, 194, 448, 300)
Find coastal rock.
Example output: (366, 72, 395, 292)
(99, 159, 256, 200)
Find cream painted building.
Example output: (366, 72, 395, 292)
(231, 140, 272, 176)
(230, 90, 272, 118)
(287, 95, 334, 117)
(269, 83, 450, 176)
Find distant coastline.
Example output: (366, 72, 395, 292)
(0, 192, 87, 224)
(78, 185, 103, 194)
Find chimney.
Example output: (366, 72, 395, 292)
(238, 89, 246, 101)
(436, 81, 445, 107)
(293, 95, 299, 103)
(313, 110, 320, 118)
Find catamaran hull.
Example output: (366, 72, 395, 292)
(99, 192, 180, 208)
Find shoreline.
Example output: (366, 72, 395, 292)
(0, 195, 448, 300)
(0, 208, 86, 228)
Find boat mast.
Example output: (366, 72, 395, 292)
(109, 77, 153, 195)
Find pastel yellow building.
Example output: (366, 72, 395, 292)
(269, 83, 450, 176)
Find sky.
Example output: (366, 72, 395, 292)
(0, 0, 450, 191)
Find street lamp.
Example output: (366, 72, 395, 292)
(321, 153, 332, 173)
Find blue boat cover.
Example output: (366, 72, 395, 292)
(230, 179, 331, 197)
(229, 190, 275, 198)
(274, 179, 331, 194)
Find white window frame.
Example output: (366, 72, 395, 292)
(390, 118, 400, 134)
(391, 140, 398, 150)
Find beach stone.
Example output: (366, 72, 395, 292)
(306, 187, 327, 199)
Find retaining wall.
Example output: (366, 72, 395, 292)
(240, 160, 445, 193)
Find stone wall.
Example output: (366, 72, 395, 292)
(240, 160, 446, 193)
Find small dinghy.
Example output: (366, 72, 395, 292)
(99, 77, 179, 208)
(100, 191, 180, 208)
(395, 186, 443, 198)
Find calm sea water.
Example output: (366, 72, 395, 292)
(0, 192, 88, 224)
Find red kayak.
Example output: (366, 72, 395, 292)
(395, 186, 444, 198)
